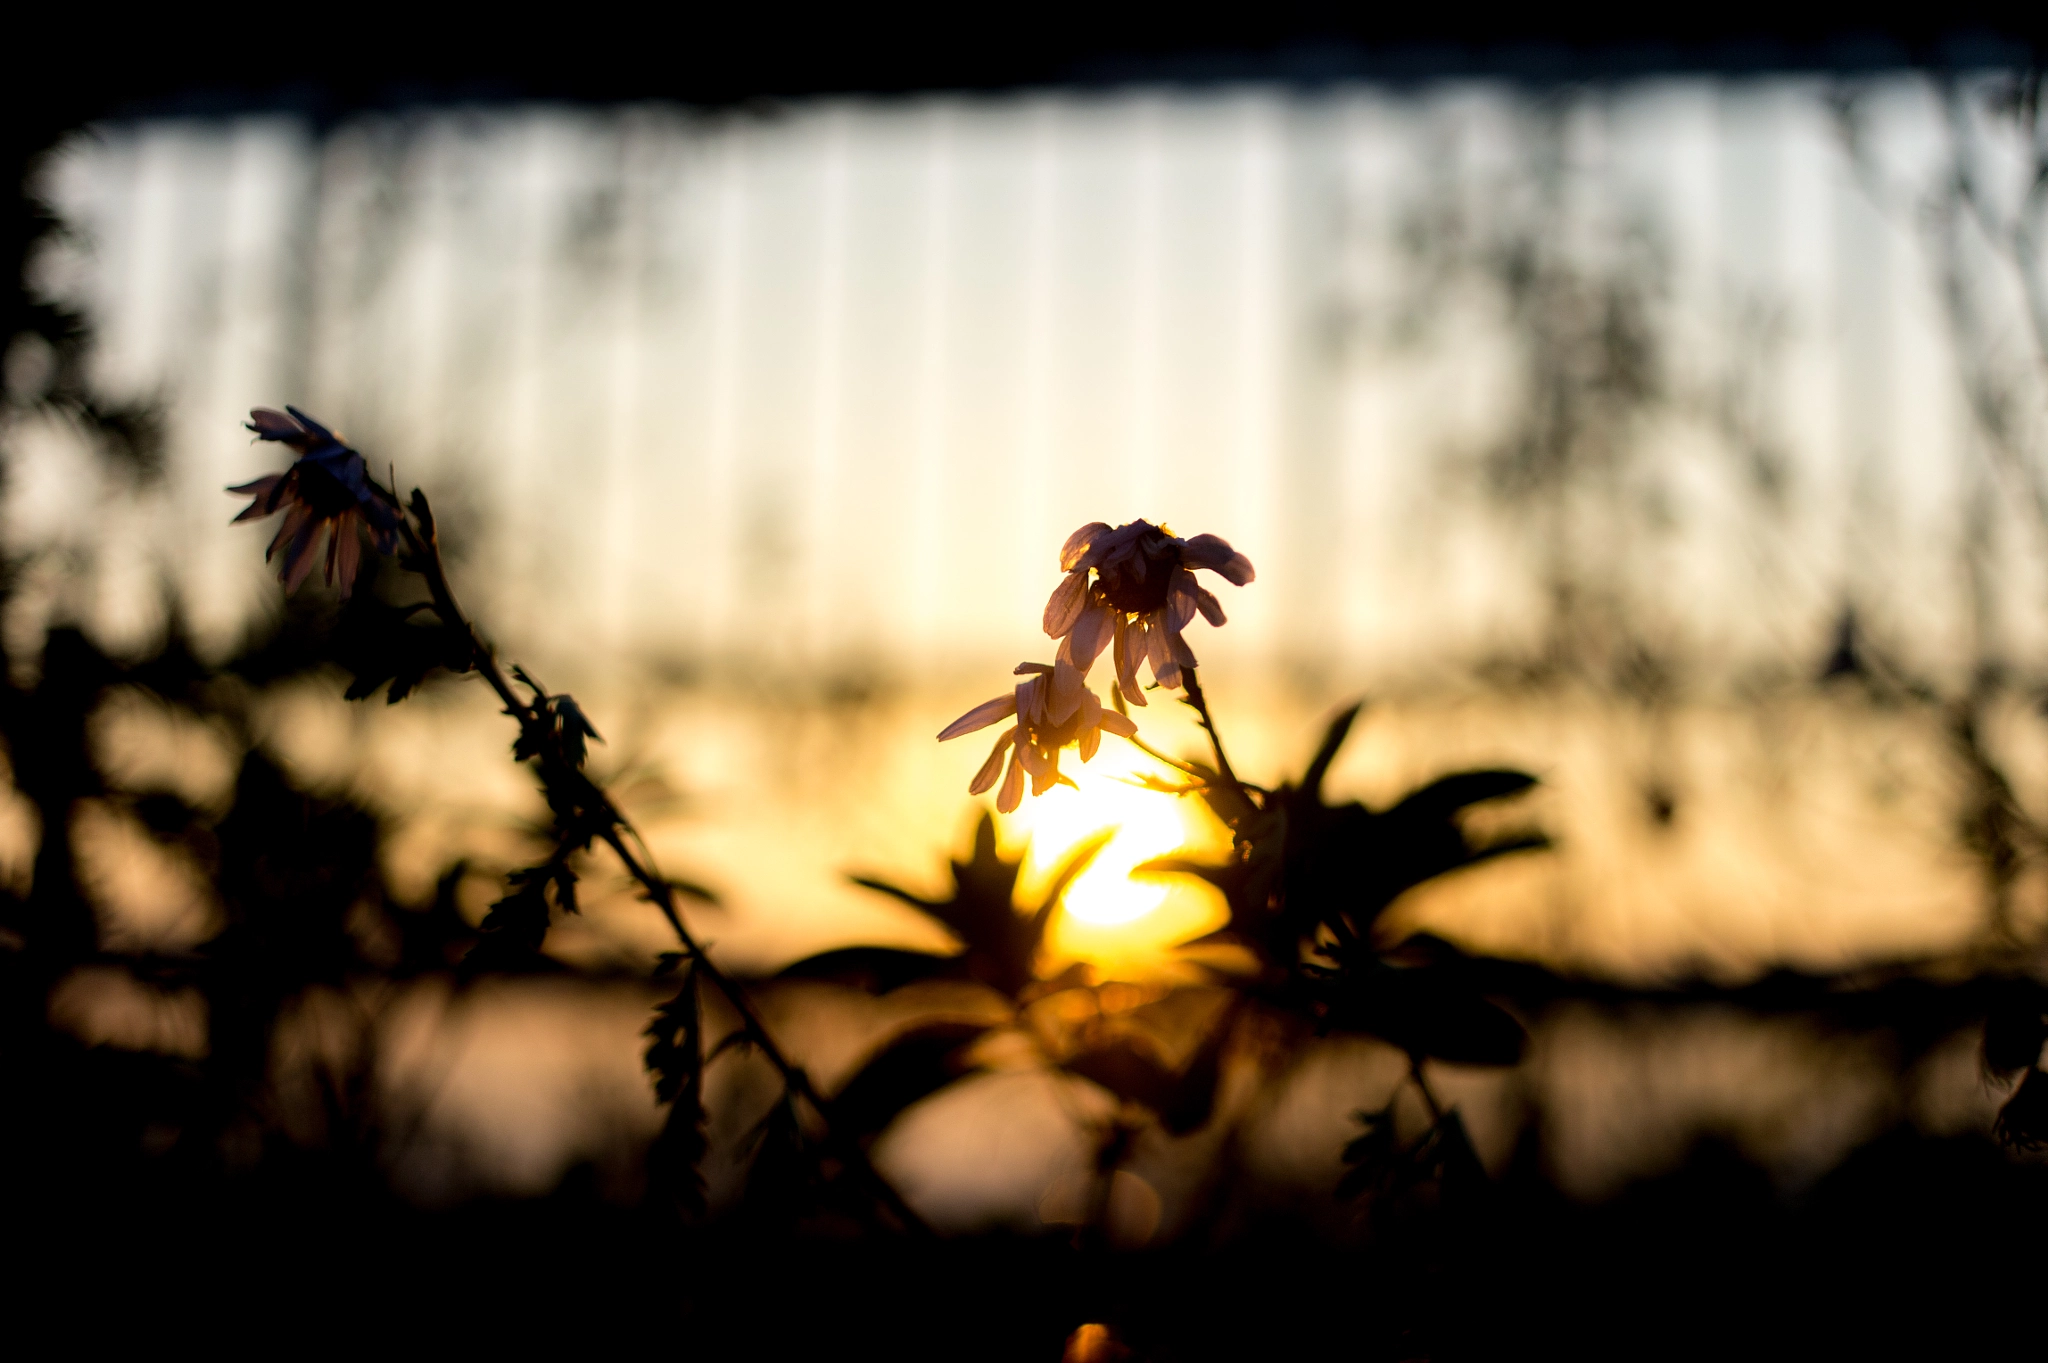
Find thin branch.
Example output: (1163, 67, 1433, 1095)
(388, 483, 931, 1237)
(1119, 730, 1208, 780)
(1179, 667, 1252, 809)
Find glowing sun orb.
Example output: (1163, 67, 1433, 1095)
(1002, 745, 1222, 928)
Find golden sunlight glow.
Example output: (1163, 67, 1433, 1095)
(1002, 745, 1232, 970)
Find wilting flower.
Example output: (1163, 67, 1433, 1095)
(1042, 520, 1255, 707)
(227, 406, 399, 598)
(939, 663, 1138, 813)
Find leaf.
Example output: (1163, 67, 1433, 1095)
(551, 695, 603, 767)
(1338, 1103, 1489, 1207)
(1301, 703, 1364, 801)
(777, 946, 957, 993)
(843, 811, 1095, 1000)
(667, 878, 721, 907)
(848, 877, 942, 914)
(644, 962, 704, 1104)
(1382, 769, 1538, 824)
(333, 597, 473, 704)
(1321, 963, 1527, 1066)
(1432, 1108, 1489, 1207)
(826, 1021, 989, 1141)
(738, 1094, 814, 1229)
(461, 867, 554, 975)
(407, 488, 436, 540)
(1997, 1070, 2048, 1150)
(1064, 1041, 1177, 1116)
(1336, 1103, 1400, 1200)
(549, 862, 579, 916)
(1982, 982, 2048, 1074)
(644, 963, 708, 1216)
(1064, 1001, 1235, 1135)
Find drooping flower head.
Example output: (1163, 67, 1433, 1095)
(1042, 520, 1255, 708)
(939, 664, 1138, 813)
(227, 407, 400, 598)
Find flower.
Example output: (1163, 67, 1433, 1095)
(227, 406, 399, 598)
(939, 663, 1138, 813)
(1042, 520, 1255, 707)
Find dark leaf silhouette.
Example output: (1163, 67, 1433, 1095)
(1056, 995, 1239, 1135)
(511, 669, 604, 768)
(1336, 1102, 1401, 1200)
(463, 865, 563, 975)
(826, 1020, 989, 1141)
(779, 946, 956, 993)
(1316, 958, 1527, 1066)
(1168, 705, 1547, 970)
(784, 813, 1108, 1001)
(739, 1094, 815, 1230)
(645, 961, 708, 1215)
(1338, 1103, 1488, 1209)
(1996, 1068, 2048, 1151)
(334, 598, 473, 703)
(1981, 981, 2048, 1074)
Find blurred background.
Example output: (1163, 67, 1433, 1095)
(6, 9, 2048, 1348)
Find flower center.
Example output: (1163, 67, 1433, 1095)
(1028, 710, 1085, 751)
(296, 460, 365, 518)
(1095, 525, 1178, 614)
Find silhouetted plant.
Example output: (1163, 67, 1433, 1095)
(225, 405, 927, 1233)
(809, 520, 1551, 1231)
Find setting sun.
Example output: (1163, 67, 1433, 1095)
(999, 743, 1231, 966)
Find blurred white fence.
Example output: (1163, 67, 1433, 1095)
(23, 76, 2048, 691)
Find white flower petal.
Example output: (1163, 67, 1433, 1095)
(1043, 572, 1088, 637)
(998, 748, 1026, 813)
(1061, 522, 1111, 571)
(1030, 749, 1062, 796)
(1167, 567, 1201, 631)
(938, 693, 1018, 741)
(1082, 522, 1146, 572)
(331, 518, 364, 598)
(226, 475, 283, 518)
(969, 729, 1016, 794)
(282, 524, 325, 592)
(1145, 610, 1171, 677)
(1182, 534, 1255, 585)
(1019, 674, 1051, 728)
(247, 407, 304, 440)
(1117, 618, 1148, 706)
(1068, 598, 1116, 667)
(1045, 659, 1085, 725)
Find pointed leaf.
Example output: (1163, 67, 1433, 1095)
(826, 1021, 989, 1141)
(1302, 703, 1364, 801)
(776, 946, 957, 993)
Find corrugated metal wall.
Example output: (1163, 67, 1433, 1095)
(27, 77, 2046, 691)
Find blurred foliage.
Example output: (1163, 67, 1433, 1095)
(788, 701, 1549, 1230)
